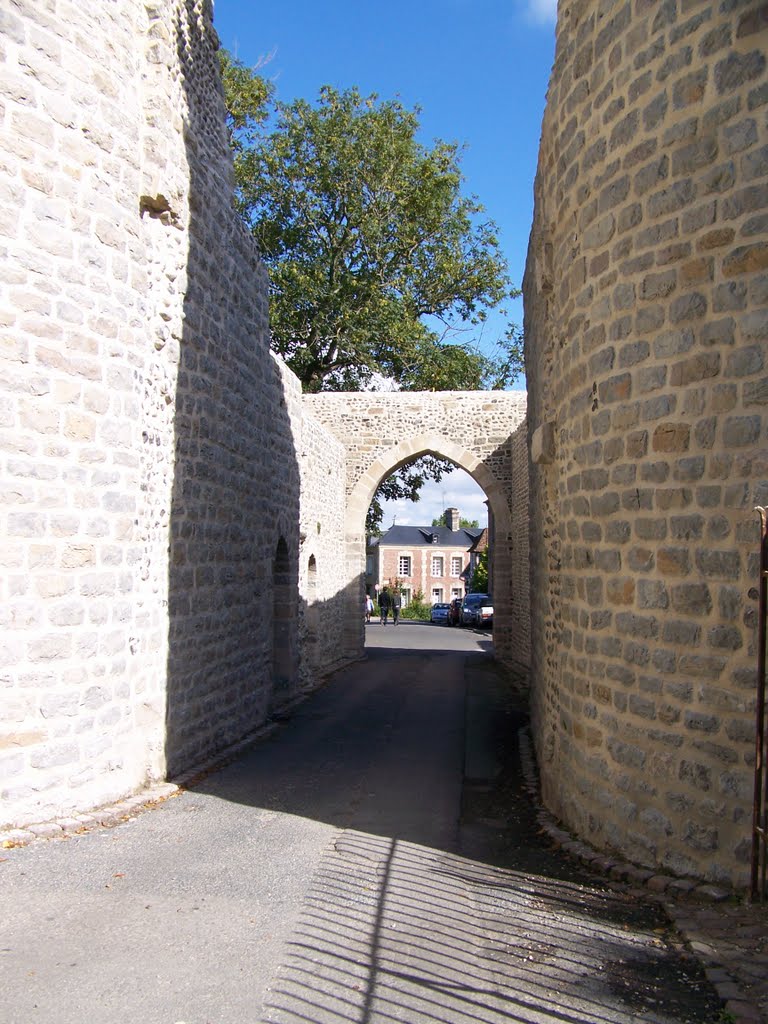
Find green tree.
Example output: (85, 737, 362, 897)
(401, 589, 431, 621)
(219, 54, 523, 529)
(219, 51, 274, 150)
(470, 549, 489, 592)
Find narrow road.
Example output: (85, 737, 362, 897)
(0, 624, 720, 1023)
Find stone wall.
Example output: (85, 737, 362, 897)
(524, 0, 767, 885)
(2, 0, 171, 826)
(510, 420, 532, 666)
(0, 0, 347, 828)
(304, 391, 531, 667)
(297, 405, 350, 687)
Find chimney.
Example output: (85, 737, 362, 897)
(444, 507, 460, 531)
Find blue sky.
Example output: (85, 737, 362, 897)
(212, 0, 557, 526)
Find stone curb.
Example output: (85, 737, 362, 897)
(0, 710, 297, 851)
(0, 781, 181, 849)
(518, 726, 765, 1024)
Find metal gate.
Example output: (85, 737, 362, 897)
(752, 507, 768, 902)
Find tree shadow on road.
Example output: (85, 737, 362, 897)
(257, 829, 719, 1024)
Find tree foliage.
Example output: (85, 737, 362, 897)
(218, 53, 523, 530)
(470, 549, 489, 593)
(220, 51, 274, 152)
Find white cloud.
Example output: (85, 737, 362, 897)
(522, 0, 558, 25)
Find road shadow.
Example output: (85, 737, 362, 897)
(257, 830, 719, 1024)
(187, 648, 721, 1024)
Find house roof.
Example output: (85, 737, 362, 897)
(468, 527, 488, 553)
(374, 524, 484, 548)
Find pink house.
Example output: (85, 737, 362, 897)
(367, 508, 483, 605)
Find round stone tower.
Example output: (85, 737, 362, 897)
(524, 0, 767, 886)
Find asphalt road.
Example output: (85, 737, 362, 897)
(0, 622, 721, 1023)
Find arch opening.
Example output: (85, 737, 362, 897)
(366, 454, 492, 612)
(305, 553, 320, 650)
(339, 431, 522, 664)
(272, 537, 295, 694)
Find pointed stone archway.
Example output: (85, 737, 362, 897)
(346, 432, 517, 659)
(303, 391, 529, 666)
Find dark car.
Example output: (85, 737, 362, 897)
(461, 593, 492, 627)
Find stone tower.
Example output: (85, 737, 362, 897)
(0, 0, 314, 826)
(524, 0, 768, 885)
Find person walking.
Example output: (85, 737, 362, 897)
(391, 589, 402, 625)
(378, 586, 391, 625)
(365, 593, 374, 623)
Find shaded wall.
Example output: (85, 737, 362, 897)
(298, 409, 350, 687)
(524, 0, 767, 885)
(162, 1, 303, 775)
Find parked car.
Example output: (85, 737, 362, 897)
(430, 602, 450, 624)
(447, 597, 463, 626)
(475, 596, 493, 628)
(461, 593, 493, 627)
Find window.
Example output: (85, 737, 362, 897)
(450, 556, 462, 577)
(431, 555, 444, 577)
(401, 588, 412, 607)
(431, 587, 443, 604)
(451, 587, 463, 600)
(398, 555, 411, 576)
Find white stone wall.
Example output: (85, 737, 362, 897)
(510, 421, 531, 666)
(1, 0, 167, 826)
(297, 409, 350, 686)
(0, 0, 339, 828)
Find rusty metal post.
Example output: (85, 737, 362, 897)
(751, 507, 768, 902)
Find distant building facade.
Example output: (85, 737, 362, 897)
(367, 508, 483, 605)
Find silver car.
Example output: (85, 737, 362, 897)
(461, 593, 492, 627)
